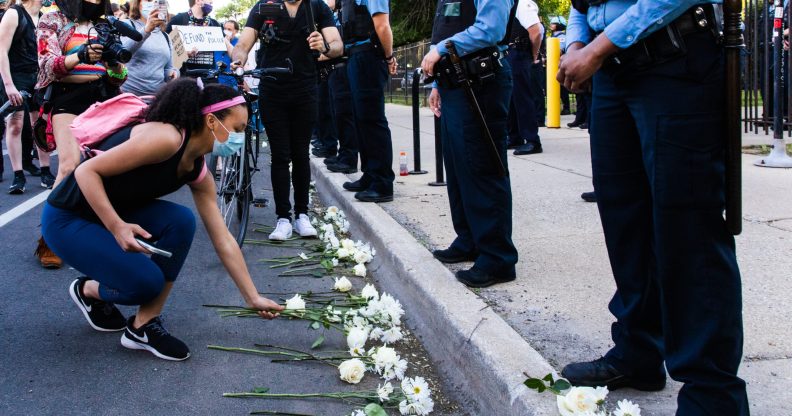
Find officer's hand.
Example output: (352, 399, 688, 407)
(421, 49, 441, 77)
(387, 56, 398, 75)
(429, 88, 441, 118)
(557, 36, 617, 93)
(188, 47, 199, 58)
(307, 31, 327, 53)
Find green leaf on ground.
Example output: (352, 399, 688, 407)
(364, 403, 388, 416)
(552, 379, 571, 393)
(523, 378, 546, 393)
(311, 334, 325, 349)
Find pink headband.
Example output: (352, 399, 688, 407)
(201, 96, 246, 115)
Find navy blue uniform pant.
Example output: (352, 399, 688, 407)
(316, 77, 338, 152)
(507, 48, 541, 145)
(346, 48, 394, 194)
(590, 32, 748, 415)
(438, 63, 518, 274)
(42, 200, 196, 305)
(329, 65, 359, 168)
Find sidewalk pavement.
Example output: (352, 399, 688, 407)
(311, 103, 792, 415)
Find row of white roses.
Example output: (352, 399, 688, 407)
(556, 386, 641, 416)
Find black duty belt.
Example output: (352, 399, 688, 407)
(435, 46, 505, 89)
(601, 4, 722, 75)
(509, 37, 533, 52)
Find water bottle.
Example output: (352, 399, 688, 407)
(399, 151, 408, 176)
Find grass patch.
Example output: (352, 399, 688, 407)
(742, 143, 792, 155)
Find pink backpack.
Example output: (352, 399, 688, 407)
(69, 93, 149, 153)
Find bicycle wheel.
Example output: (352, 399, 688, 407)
(215, 145, 251, 247)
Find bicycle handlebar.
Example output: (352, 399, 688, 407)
(0, 91, 32, 114)
(186, 59, 294, 81)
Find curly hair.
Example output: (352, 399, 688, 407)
(144, 78, 243, 132)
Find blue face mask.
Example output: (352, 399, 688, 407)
(211, 118, 244, 157)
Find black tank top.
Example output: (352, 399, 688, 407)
(48, 125, 206, 218)
(7, 5, 39, 73)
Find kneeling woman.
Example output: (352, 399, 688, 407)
(41, 79, 283, 361)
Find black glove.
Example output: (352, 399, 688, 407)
(76, 44, 97, 64)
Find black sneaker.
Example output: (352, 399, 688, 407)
(8, 174, 25, 195)
(121, 315, 190, 361)
(23, 162, 41, 177)
(69, 278, 126, 332)
(40, 171, 55, 189)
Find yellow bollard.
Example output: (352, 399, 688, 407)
(546, 37, 561, 128)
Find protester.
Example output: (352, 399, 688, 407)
(0, 0, 55, 193)
(558, 2, 749, 414)
(214, 19, 239, 88)
(41, 78, 284, 361)
(120, 0, 177, 96)
(338, 0, 397, 203)
(421, 0, 518, 288)
(232, 0, 342, 241)
(508, 0, 544, 156)
(34, 0, 127, 269)
(166, 0, 220, 75)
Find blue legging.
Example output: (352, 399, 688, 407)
(42, 200, 196, 305)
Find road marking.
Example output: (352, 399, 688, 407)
(0, 190, 51, 228)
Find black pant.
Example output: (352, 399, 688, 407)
(316, 77, 338, 151)
(260, 85, 318, 220)
(329, 64, 359, 167)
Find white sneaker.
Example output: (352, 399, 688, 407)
(293, 214, 318, 238)
(268, 218, 293, 241)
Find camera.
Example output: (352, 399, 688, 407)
(88, 17, 142, 65)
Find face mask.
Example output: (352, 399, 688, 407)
(210, 118, 244, 157)
(42, 0, 53, 7)
(200, 2, 212, 15)
(141, 1, 157, 18)
(81, 1, 105, 21)
(223, 29, 232, 37)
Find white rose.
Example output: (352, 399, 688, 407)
(284, 294, 306, 311)
(329, 235, 340, 249)
(338, 358, 366, 384)
(341, 238, 356, 250)
(334, 276, 353, 292)
(613, 399, 641, 416)
(298, 252, 309, 260)
(346, 326, 369, 350)
(353, 263, 367, 277)
(332, 258, 339, 267)
(337, 247, 351, 259)
(557, 387, 600, 416)
(360, 284, 379, 300)
(354, 250, 372, 264)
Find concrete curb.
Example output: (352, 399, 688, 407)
(310, 159, 558, 416)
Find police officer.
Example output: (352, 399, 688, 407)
(338, 0, 397, 203)
(421, 0, 518, 288)
(557, 2, 749, 414)
(508, 0, 543, 155)
(231, 0, 342, 240)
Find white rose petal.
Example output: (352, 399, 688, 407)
(557, 387, 599, 416)
(338, 358, 366, 384)
(346, 326, 369, 350)
(337, 247, 351, 259)
(354, 250, 373, 264)
(334, 276, 353, 292)
(350, 410, 366, 416)
(341, 238, 356, 250)
(613, 399, 642, 416)
(298, 252, 309, 260)
(360, 284, 379, 300)
(353, 263, 367, 277)
(332, 258, 339, 267)
(284, 294, 306, 311)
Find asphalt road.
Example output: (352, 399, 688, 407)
(0, 150, 446, 416)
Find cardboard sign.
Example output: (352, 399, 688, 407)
(169, 30, 189, 69)
(173, 25, 226, 52)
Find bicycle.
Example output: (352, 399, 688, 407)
(187, 61, 292, 246)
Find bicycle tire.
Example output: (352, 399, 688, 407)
(215, 145, 251, 247)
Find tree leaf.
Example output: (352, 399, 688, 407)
(311, 321, 321, 330)
(364, 403, 388, 416)
(311, 334, 325, 349)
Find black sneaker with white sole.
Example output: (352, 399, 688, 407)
(121, 315, 190, 361)
(69, 278, 126, 332)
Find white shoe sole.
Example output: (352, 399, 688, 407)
(69, 279, 124, 332)
(295, 228, 318, 238)
(268, 230, 293, 241)
(120, 332, 190, 361)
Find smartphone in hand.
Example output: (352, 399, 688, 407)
(134, 238, 173, 258)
